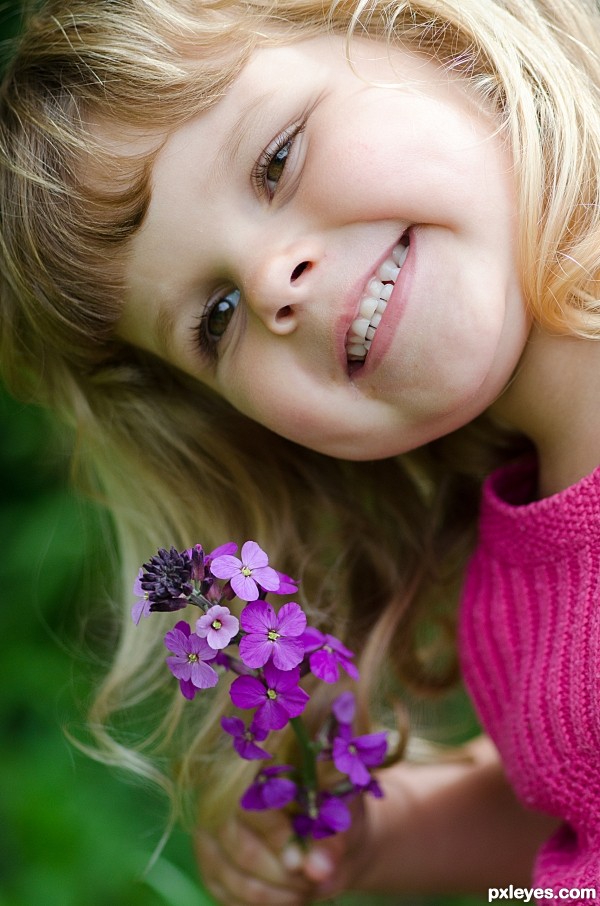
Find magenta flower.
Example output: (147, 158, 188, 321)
(221, 717, 272, 761)
(293, 793, 351, 839)
(210, 540, 280, 601)
(301, 628, 359, 683)
(239, 601, 306, 670)
(230, 662, 310, 731)
(240, 766, 298, 811)
(332, 729, 388, 788)
(131, 570, 151, 624)
(164, 621, 219, 699)
(196, 605, 239, 650)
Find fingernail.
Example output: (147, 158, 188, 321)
(281, 844, 303, 871)
(305, 849, 334, 880)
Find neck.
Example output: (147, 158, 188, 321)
(490, 326, 600, 497)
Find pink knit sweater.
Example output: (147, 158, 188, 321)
(459, 458, 600, 894)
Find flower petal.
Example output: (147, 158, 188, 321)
(271, 638, 304, 671)
(230, 675, 266, 710)
(190, 659, 219, 689)
(276, 602, 307, 637)
(309, 649, 340, 684)
(252, 565, 280, 591)
(231, 573, 259, 601)
(254, 698, 292, 731)
(240, 601, 275, 634)
(241, 540, 268, 569)
(262, 777, 297, 809)
(238, 636, 274, 669)
(209, 554, 242, 580)
(221, 716, 245, 737)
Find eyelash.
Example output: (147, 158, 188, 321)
(192, 120, 306, 362)
(251, 121, 305, 200)
(192, 288, 241, 365)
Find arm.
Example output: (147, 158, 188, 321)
(195, 735, 559, 905)
(343, 735, 558, 897)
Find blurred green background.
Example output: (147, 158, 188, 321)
(0, 3, 488, 905)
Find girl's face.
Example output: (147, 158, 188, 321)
(119, 34, 529, 459)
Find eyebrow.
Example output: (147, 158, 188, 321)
(209, 91, 270, 184)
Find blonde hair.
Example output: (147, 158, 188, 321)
(1, 0, 600, 829)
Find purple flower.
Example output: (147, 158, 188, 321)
(293, 793, 351, 839)
(332, 730, 388, 788)
(139, 547, 193, 612)
(196, 605, 239, 650)
(239, 601, 306, 670)
(131, 569, 151, 624)
(210, 541, 280, 601)
(240, 766, 297, 811)
(221, 717, 272, 760)
(274, 571, 299, 595)
(230, 662, 310, 731)
(164, 621, 219, 699)
(332, 691, 356, 726)
(301, 628, 360, 683)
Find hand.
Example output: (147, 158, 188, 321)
(194, 797, 371, 906)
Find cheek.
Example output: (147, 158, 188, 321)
(309, 92, 489, 227)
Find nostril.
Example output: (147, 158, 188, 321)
(276, 304, 293, 322)
(290, 261, 310, 283)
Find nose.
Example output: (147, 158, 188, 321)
(241, 239, 317, 335)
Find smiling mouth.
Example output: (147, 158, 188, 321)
(346, 231, 410, 369)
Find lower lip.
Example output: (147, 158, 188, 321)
(355, 229, 415, 379)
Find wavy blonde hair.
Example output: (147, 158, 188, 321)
(1, 0, 600, 829)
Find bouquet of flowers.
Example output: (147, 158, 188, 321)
(132, 540, 388, 840)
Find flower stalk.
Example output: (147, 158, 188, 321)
(132, 539, 388, 839)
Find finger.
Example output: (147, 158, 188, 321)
(237, 808, 300, 855)
(216, 817, 311, 892)
(198, 833, 309, 906)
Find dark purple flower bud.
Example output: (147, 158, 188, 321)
(140, 547, 193, 611)
(241, 766, 297, 811)
(188, 544, 206, 582)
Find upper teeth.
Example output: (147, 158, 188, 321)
(346, 239, 409, 363)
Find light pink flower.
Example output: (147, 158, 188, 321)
(196, 605, 239, 650)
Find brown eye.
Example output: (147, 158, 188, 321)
(265, 140, 292, 192)
(206, 289, 240, 339)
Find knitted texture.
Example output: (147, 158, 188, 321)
(459, 458, 600, 896)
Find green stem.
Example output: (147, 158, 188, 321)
(290, 716, 318, 792)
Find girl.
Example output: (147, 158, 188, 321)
(1, 0, 599, 903)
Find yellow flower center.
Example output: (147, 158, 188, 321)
(267, 630, 280, 641)
(212, 620, 222, 630)
(188, 653, 199, 663)
(267, 688, 277, 700)
(241, 566, 252, 577)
